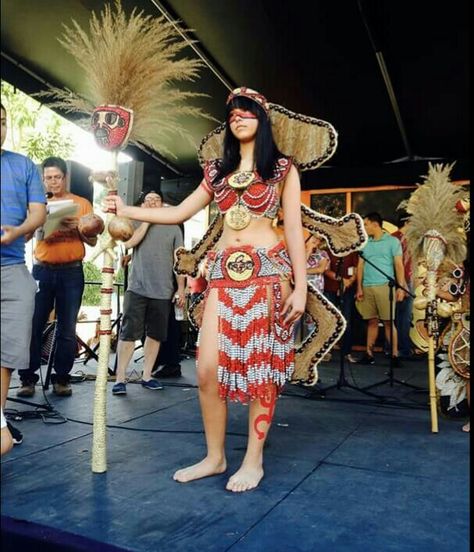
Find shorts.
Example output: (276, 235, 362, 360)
(119, 290, 171, 342)
(356, 284, 394, 321)
(1, 264, 37, 370)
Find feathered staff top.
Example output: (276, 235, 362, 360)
(36, 0, 210, 157)
(400, 163, 467, 267)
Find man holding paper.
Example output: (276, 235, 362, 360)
(18, 157, 96, 397)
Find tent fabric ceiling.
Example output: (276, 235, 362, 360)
(1, 0, 469, 186)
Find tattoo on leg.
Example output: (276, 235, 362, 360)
(253, 386, 277, 440)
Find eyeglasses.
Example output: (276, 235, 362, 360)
(44, 175, 65, 182)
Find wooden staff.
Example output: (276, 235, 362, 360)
(91, 152, 119, 473)
(427, 336, 439, 433)
(423, 236, 444, 434)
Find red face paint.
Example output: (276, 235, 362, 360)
(228, 109, 258, 125)
(253, 386, 277, 440)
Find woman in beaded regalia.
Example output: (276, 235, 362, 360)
(104, 87, 338, 492)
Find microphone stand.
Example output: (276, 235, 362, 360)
(321, 259, 384, 400)
(112, 249, 128, 375)
(358, 252, 424, 392)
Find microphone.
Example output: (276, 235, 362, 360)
(37, 192, 54, 240)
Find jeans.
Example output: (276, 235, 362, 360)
(154, 308, 182, 368)
(395, 293, 414, 357)
(325, 289, 355, 356)
(20, 264, 85, 385)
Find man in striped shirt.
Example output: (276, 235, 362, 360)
(1, 102, 47, 440)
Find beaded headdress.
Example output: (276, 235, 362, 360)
(226, 87, 270, 115)
(199, 86, 338, 171)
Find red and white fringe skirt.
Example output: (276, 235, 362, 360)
(199, 241, 295, 403)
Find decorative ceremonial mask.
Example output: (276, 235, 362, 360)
(199, 86, 338, 171)
(91, 105, 134, 151)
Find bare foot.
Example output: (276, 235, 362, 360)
(462, 422, 470, 433)
(226, 464, 264, 493)
(173, 457, 227, 483)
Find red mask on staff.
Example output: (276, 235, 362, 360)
(90, 105, 134, 151)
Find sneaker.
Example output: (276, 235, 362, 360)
(345, 354, 358, 364)
(17, 383, 35, 398)
(140, 379, 164, 390)
(112, 382, 127, 395)
(357, 354, 375, 365)
(53, 382, 72, 397)
(6, 422, 23, 445)
(153, 364, 182, 378)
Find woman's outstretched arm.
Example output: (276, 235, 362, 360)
(103, 182, 212, 225)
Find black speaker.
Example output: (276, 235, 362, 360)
(160, 177, 199, 206)
(118, 160, 144, 205)
(66, 160, 94, 204)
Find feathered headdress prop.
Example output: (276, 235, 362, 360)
(399, 162, 467, 268)
(399, 162, 467, 434)
(37, 0, 210, 156)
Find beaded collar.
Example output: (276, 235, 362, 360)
(203, 157, 292, 221)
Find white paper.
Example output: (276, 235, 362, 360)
(43, 201, 79, 239)
(47, 199, 74, 214)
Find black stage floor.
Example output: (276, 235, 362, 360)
(1, 352, 470, 552)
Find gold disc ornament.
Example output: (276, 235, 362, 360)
(225, 204, 252, 230)
(225, 251, 255, 281)
(227, 171, 255, 189)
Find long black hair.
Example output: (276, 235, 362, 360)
(213, 96, 284, 183)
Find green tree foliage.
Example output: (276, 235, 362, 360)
(1, 81, 74, 162)
(82, 261, 125, 306)
(82, 261, 102, 306)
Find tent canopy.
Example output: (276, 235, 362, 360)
(1, 0, 469, 186)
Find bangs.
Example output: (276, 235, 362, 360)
(227, 96, 264, 119)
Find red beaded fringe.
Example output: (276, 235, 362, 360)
(217, 281, 294, 404)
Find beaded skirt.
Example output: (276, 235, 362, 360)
(192, 241, 295, 403)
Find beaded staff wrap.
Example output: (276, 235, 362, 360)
(90, 166, 120, 474)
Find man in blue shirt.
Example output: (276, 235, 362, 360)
(355, 212, 407, 365)
(1, 102, 47, 438)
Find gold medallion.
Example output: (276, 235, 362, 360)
(225, 204, 252, 230)
(227, 171, 255, 190)
(226, 251, 255, 281)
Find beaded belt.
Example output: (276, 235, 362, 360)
(207, 241, 292, 288)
